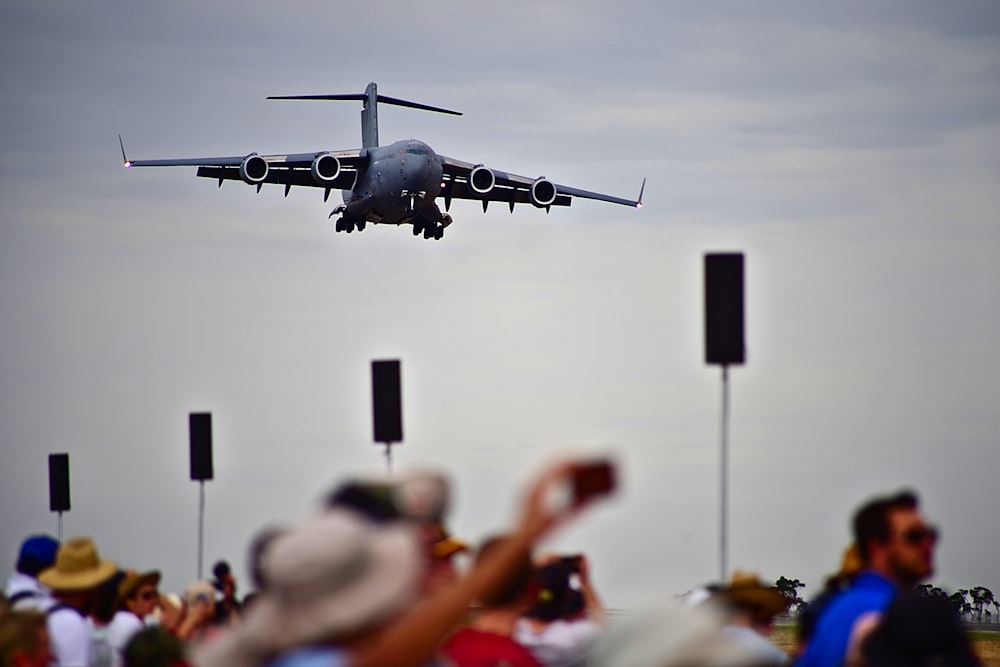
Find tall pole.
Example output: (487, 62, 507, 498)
(197, 480, 205, 581)
(384, 443, 393, 478)
(57, 512, 63, 543)
(720, 364, 730, 582)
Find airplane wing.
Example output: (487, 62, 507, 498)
(437, 154, 643, 212)
(122, 139, 364, 194)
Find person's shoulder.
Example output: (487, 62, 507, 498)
(444, 627, 542, 667)
(266, 646, 350, 667)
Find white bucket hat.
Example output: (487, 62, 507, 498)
(238, 508, 423, 652)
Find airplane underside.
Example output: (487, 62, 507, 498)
(329, 194, 452, 241)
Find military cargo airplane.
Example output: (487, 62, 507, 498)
(122, 82, 643, 240)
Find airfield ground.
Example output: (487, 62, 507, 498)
(771, 624, 1000, 665)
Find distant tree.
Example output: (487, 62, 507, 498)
(969, 586, 996, 623)
(774, 576, 806, 612)
(915, 583, 949, 599)
(950, 589, 973, 621)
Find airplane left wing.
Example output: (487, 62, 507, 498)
(121, 138, 364, 195)
(438, 154, 643, 212)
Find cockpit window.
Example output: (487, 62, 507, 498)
(407, 146, 429, 156)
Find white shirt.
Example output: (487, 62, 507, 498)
(514, 618, 602, 667)
(48, 606, 92, 667)
(721, 625, 789, 665)
(4, 572, 55, 611)
(107, 611, 145, 667)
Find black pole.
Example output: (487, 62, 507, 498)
(720, 364, 730, 582)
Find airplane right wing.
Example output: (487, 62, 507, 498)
(437, 154, 644, 212)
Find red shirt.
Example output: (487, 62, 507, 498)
(442, 626, 543, 667)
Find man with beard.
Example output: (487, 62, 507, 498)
(796, 490, 938, 667)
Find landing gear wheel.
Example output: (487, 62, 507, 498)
(423, 225, 434, 240)
(413, 221, 423, 236)
(335, 218, 345, 233)
(434, 226, 443, 240)
(356, 220, 366, 232)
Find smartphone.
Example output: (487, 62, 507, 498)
(570, 460, 616, 504)
(371, 360, 403, 444)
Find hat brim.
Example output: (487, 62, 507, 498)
(38, 559, 118, 592)
(722, 587, 788, 617)
(120, 570, 162, 600)
(240, 521, 422, 651)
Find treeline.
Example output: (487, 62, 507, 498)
(772, 577, 999, 624)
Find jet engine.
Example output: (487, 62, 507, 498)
(311, 153, 341, 185)
(530, 177, 557, 207)
(469, 165, 496, 195)
(239, 154, 269, 185)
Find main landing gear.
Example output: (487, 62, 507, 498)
(412, 219, 445, 241)
(329, 205, 365, 233)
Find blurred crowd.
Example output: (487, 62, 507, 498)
(1, 461, 983, 666)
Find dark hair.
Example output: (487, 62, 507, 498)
(524, 559, 585, 622)
(474, 536, 534, 609)
(853, 490, 918, 562)
(93, 570, 126, 623)
(324, 482, 401, 524)
(246, 525, 286, 591)
(123, 627, 186, 667)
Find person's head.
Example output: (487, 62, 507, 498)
(523, 556, 586, 621)
(233, 509, 423, 652)
(852, 490, 936, 586)
(183, 581, 217, 621)
(37, 537, 117, 609)
(92, 570, 127, 624)
(0, 609, 52, 667)
(714, 571, 788, 635)
(474, 535, 535, 611)
(211, 561, 236, 599)
(123, 626, 187, 667)
(119, 570, 161, 619)
(14, 536, 59, 578)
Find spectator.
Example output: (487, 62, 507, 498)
(713, 571, 790, 665)
(441, 535, 542, 667)
(795, 489, 938, 667)
(123, 626, 189, 667)
(797, 544, 862, 652)
(861, 591, 981, 667)
(424, 523, 469, 596)
(177, 581, 219, 642)
(107, 570, 161, 665)
(191, 459, 612, 667)
(587, 601, 759, 667)
(210, 561, 241, 627)
(37, 537, 118, 667)
(89, 569, 127, 667)
(4, 535, 59, 612)
(0, 606, 54, 667)
(515, 554, 605, 667)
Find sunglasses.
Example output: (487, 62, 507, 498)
(901, 525, 939, 546)
(138, 590, 159, 601)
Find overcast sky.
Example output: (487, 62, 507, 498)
(2, 1, 998, 607)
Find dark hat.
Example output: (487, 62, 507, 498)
(17, 535, 59, 573)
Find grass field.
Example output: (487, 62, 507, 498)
(772, 624, 1000, 666)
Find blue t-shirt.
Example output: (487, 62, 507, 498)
(267, 647, 349, 667)
(795, 571, 896, 667)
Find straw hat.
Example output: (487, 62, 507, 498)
(718, 571, 788, 618)
(38, 537, 117, 592)
(119, 570, 161, 601)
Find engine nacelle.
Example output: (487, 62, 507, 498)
(469, 165, 496, 195)
(239, 154, 269, 184)
(311, 153, 341, 185)
(530, 177, 557, 208)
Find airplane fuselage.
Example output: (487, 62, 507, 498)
(344, 139, 444, 226)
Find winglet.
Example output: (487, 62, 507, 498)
(636, 177, 645, 209)
(119, 134, 131, 168)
